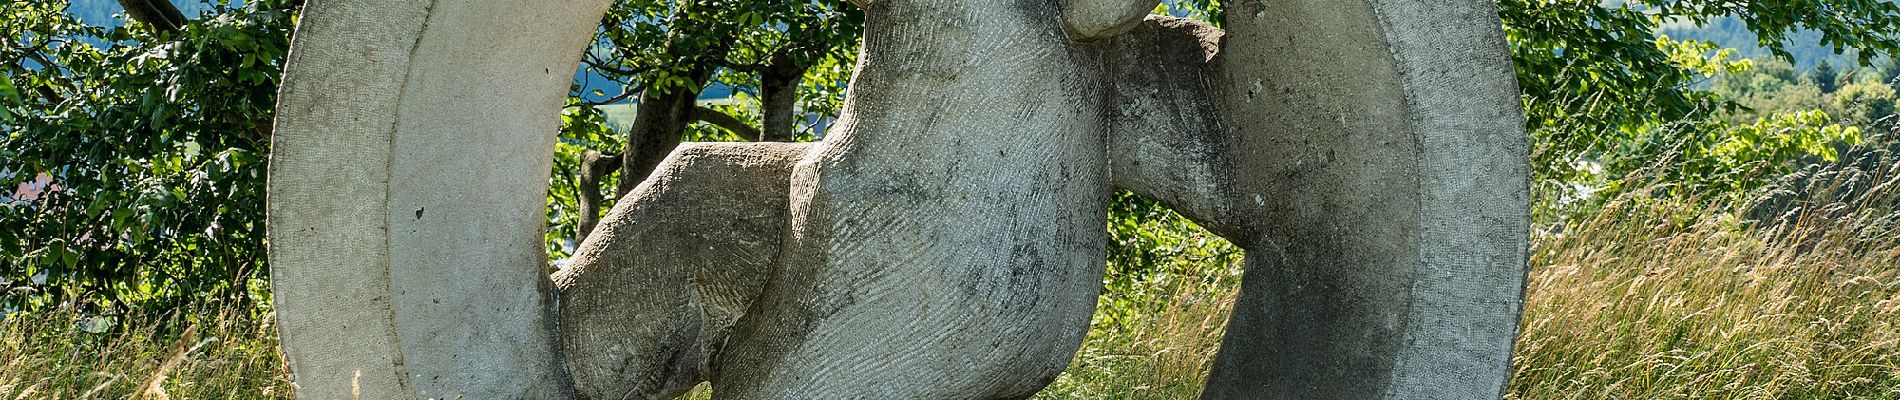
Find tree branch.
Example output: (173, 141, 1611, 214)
(584, 58, 647, 78)
(115, 0, 187, 33)
(581, 88, 642, 107)
(576, 150, 623, 241)
(691, 106, 761, 142)
(8, 50, 68, 105)
(724, 63, 767, 73)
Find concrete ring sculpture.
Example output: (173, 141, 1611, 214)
(265, 0, 1529, 398)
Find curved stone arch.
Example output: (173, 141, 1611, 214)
(1214, 1, 1531, 397)
(1101, 0, 1529, 396)
(266, 0, 611, 397)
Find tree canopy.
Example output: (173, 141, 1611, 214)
(2, 0, 294, 312)
(8, 0, 1900, 314)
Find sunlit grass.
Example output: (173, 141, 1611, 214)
(1507, 191, 1900, 399)
(0, 305, 290, 399)
(1042, 179, 1900, 398)
(5, 184, 1898, 399)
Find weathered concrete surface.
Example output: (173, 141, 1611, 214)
(270, 0, 1527, 396)
(265, 0, 610, 397)
(708, 0, 1122, 397)
(1061, 0, 1160, 41)
(553, 142, 809, 400)
(1094, 17, 1242, 239)
(1197, 0, 1531, 397)
(1098, 10, 1527, 399)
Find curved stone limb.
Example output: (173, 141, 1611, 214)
(265, 0, 609, 397)
(554, 142, 809, 400)
(1093, 17, 1244, 239)
(710, 0, 1112, 397)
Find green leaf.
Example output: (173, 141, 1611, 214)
(0, 77, 20, 103)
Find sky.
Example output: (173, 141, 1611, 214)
(68, 0, 217, 27)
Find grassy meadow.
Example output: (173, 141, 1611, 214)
(5, 182, 1899, 399)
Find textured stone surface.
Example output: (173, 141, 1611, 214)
(1095, 17, 1242, 238)
(1061, 0, 1159, 40)
(268, 0, 1527, 397)
(1200, 0, 1531, 397)
(709, 0, 1120, 397)
(265, 0, 610, 398)
(1096, 10, 1528, 399)
(554, 142, 809, 400)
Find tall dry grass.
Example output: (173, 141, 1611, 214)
(1037, 258, 1242, 399)
(1040, 174, 1900, 398)
(0, 306, 290, 399)
(1509, 189, 1900, 398)
(4, 178, 1898, 399)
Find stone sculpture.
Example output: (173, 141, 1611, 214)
(265, 0, 1529, 398)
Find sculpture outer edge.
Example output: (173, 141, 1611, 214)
(265, 0, 611, 397)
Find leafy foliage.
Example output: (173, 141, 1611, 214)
(1590, 111, 1865, 203)
(579, 0, 861, 106)
(545, 101, 625, 260)
(1100, 192, 1240, 328)
(547, 0, 864, 257)
(1498, 0, 1900, 205)
(1, 0, 294, 313)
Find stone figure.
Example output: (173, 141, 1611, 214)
(264, 0, 1529, 398)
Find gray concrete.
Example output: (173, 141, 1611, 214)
(265, 0, 610, 398)
(1061, 0, 1160, 41)
(1200, 0, 1530, 397)
(1097, 12, 1529, 398)
(710, 0, 1122, 397)
(554, 142, 809, 400)
(269, 0, 1526, 397)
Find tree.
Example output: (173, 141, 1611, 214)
(1882, 56, 1900, 85)
(1829, 81, 1898, 130)
(549, 0, 864, 245)
(114, 0, 186, 33)
(1, 0, 295, 313)
(579, 0, 862, 190)
(1492, 0, 1900, 204)
(1814, 59, 1841, 93)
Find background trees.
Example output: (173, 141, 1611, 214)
(3, 0, 1900, 397)
(2, 0, 293, 313)
(5, 0, 1900, 317)
(546, 0, 862, 253)
(1494, 0, 1900, 210)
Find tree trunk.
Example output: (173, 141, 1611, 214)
(576, 150, 621, 241)
(116, 0, 187, 33)
(692, 105, 762, 141)
(617, 75, 706, 197)
(759, 56, 802, 142)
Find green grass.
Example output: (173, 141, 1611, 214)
(0, 305, 290, 399)
(6, 194, 1898, 399)
(1506, 193, 1900, 399)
